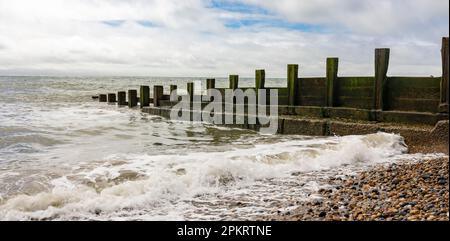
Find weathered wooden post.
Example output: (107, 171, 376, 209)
(140, 86, 150, 108)
(326, 58, 339, 107)
(229, 75, 239, 90)
(170, 85, 178, 96)
(128, 90, 138, 108)
(187, 82, 194, 102)
(287, 64, 299, 106)
(374, 48, 390, 110)
(255, 69, 265, 90)
(440, 37, 449, 113)
(206, 79, 215, 97)
(153, 85, 164, 107)
(99, 94, 107, 102)
(117, 91, 127, 106)
(206, 79, 215, 90)
(107, 93, 116, 103)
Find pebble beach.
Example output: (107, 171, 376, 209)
(270, 157, 449, 221)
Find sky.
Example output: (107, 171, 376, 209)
(0, 0, 448, 77)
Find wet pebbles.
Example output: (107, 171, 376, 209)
(270, 158, 449, 221)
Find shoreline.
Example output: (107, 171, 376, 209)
(266, 152, 449, 221)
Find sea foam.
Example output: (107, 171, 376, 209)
(0, 132, 432, 221)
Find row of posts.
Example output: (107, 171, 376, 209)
(99, 37, 449, 113)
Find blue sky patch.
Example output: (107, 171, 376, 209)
(209, 0, 269, 15)
(102, 20, 126, 27)
(136, 20, 158, 28)
(225, 19, 324, 32)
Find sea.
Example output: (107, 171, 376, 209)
(0, 76, 445, 220)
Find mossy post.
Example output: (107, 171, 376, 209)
(117, 91, 127, 106)
(206, 79, 215, 90)
(287, 64, 299, 106)
(128, 90, 138, 108)
(206, 79, 215, 96)
(187, 82, 194, 103)
(440, 37, 449, 113)
(326, 58, 339, 107)
(229, 75, 239, 90)
(140, 86, 150, 108)
(374, 48, 390, 110)
(107, 93, 116, 103)
(255, 69, 265, 90)
(99, 94, 107, 102)
(170, 85, 178, 96)
(153, 85, 164, 107)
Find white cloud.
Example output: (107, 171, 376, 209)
(0, 0, 448, 77)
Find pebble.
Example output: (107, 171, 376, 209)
(269, 158, 449, 221)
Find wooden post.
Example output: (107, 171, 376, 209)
(206, 79, 215, 90)
(99, 94, 107, 102)
(170, 85, 178, 95)
(255, 69, 265, 89)
(128, 90, 138, 108)
(374, 48, 390, 110)
(153, 85, 164, 107)
(229, 75, 239, 90)
(326, 58, 339, 107)
(117, 91, 127, 106)
(187, 82, 194, 102)
(140, 86, 150, 108)
(107, 93, 116, 103)
(440, 37, 449, 113)
(287, 64, 299, 106)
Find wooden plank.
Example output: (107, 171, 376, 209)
(338, 77, 374, 87)
(389, 98, 440, 113)
(388, 77, 441, 89)
(300, 77, 327, 87)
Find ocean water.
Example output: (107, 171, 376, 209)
(0, 76, 445, 221)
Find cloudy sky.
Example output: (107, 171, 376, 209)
(0, 0, 448, 77)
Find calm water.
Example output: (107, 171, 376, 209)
(0, 76, 444, 220)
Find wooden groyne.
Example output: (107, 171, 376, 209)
(95, 37, 450, 153)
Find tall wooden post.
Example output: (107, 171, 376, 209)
(287, 64, 299, 106)
(255, 69, 265, 90)
(140, 86, 150, 108)
(117, 91, 127, 106)
(153, 85, 164, 107)
(326, 58, 339, 107)
(107, 93, 116, 103)
(374, 48, 390, 110)
(99, 94, 107, 102)
(187, 82, 194, 102)
(229, 75, 239, 90)
(170, 85, 178, 95)
(128, 90, 138, 108)
(440, 37, 449, 113)
(206, 79, 215, 90)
